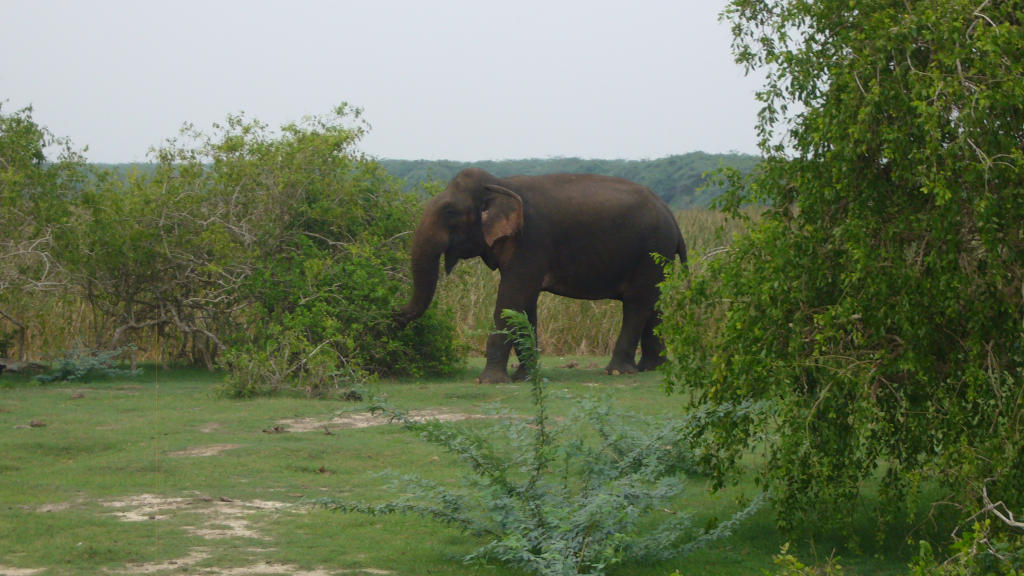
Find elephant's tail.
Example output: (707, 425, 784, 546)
(676, 236, 688, 266)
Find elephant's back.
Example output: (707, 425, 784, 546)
(508, 173, 682, 298)
(527, 175, 676, 239)
(507, 173, 670, 223)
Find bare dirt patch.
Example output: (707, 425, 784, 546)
(208, 565, 331, 576)
(168, 443, 242, 457)
(120, 549, 211, 574)
(278, 410, 488, 433)
(101, 495, 376, 575)
(104, 494, 192, 522)
(119, 550, 356, 576)
(36, 501, 74, 513)
(185, 498, 287, 540)
(211, 564, 358, 575)
(0, 566, 45, 576)
(103, 494, 287, 538)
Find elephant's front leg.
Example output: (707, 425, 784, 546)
(477, 280, 540, 384)
(509, 299, 539, 381)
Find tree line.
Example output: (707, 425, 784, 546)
(94, 152, 762, 210)
(380, 152, 760, 208)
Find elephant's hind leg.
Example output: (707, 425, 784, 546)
(606, 297, 652, 375)
(637, 312, 666, 371)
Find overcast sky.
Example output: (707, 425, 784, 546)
(3, 0, 762, 163)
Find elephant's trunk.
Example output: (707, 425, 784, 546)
(395, 218, 446, 328)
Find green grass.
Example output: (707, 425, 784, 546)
(0, 360, 908, 575)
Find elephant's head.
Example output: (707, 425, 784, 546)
(395, 168, 523, 327)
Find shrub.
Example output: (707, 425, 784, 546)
(220, 238, 461, 398)
(34, 346, 141, 383)
(910, 521, 1024, 576)
(319, 310, 763, 576)
(768, 543, 845, 576)
(133, 106, 465, 396)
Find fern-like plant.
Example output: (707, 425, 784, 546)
(317, 310, 763, 576)
(34, 346, 141, 383)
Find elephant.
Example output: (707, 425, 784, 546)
(394, 167, 687, 383)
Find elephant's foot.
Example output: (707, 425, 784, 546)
(637, 355, 666, 372)
(476, 367, 510, 384)
(510, 363, 535, 382)
(604, 359, 639, 376)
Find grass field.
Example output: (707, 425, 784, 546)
(0, 360, 909, 576)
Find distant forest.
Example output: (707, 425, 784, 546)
(94, 152, 760, 210)
(379, 152, 761, 209)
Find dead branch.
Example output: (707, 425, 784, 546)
(982, 484, 1024, 532)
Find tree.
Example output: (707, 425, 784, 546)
(659, 0, 1024, 538)
(52, 162, 231, 369)
(0, 103, 84, 360)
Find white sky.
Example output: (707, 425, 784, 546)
(2, 0, 762, 163)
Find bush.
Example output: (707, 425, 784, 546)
(34, 347, 140, 383)
(221, 238, 461, 397)
(910, 521, 1024, 576)
(769, 543, 845, 576)
(319, 310, 763, 576)
(127, 106, 464, 397)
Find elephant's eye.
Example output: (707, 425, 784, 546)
(442, 206, 462, 223)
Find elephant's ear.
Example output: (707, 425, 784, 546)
(481, 185, 523, 247)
